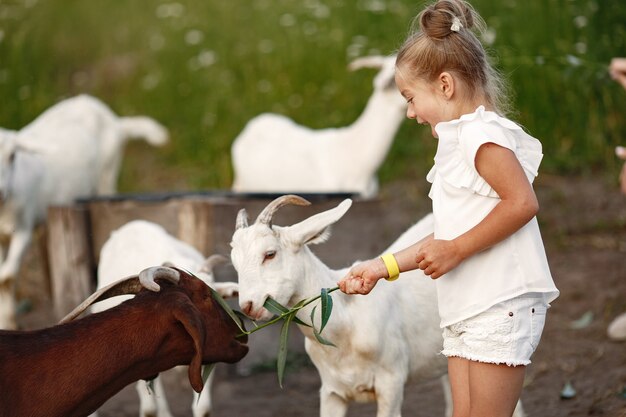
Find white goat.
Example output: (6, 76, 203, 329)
(230, 195, 525, 417)
(93, 220, 238, 417)
(231, 55, 406, 198)
(0, 95, 168, 329)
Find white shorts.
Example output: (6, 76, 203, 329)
(441, 293, 549, 366)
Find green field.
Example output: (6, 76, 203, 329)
(1, 0, 625, 192)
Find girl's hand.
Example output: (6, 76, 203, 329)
(338, 258, 387, 295)
(415, 238, 463, 279)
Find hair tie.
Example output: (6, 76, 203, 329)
(451, 16, 463, 32)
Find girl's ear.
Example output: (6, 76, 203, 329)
(439, 72, 455, 100)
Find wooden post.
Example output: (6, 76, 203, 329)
(177, 199, 215, 256)
(47, 205, 95, 320)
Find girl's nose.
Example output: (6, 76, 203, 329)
(406, 107, 416, 119)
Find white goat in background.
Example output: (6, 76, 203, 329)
(0, 95, 168, 329)
(231, 55, 406, 198)
(230, 195, 525, 417)
(92, 220, 238, 417)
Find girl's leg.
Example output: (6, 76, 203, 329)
(468, 361, 525, 417)
(447, 357, 470, 417)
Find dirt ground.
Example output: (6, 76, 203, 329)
(14, 174, 626, 417)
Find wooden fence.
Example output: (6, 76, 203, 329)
(46, 192, 396, 320)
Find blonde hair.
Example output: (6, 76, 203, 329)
(396, 0, 511, 115)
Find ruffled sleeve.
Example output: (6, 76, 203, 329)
(428, 106, 544, 198)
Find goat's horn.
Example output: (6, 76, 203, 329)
(236, 208, 249, 230)
(59, 266, 180, 324)
(198, 254, 228, 274)
(255, 194, 311, 226)
(139, 266, 180, 292)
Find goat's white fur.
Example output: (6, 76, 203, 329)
(0, 95, 168, 329)
(92, 220, 238, 417)
(230, 197, 525, 417)
(231, 55, 406, 198)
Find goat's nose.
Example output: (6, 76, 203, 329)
(241, 301, 253, 317)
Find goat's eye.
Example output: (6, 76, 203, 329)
(263, 250, 276, 262)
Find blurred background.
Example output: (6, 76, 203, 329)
(1, 0, 625, 194)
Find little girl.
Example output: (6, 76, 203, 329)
(338, 1, 559, 416)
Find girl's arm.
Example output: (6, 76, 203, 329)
(337, 233, 433, 294)
(338, 142, 538, 294)
(416, 142, 538, 279)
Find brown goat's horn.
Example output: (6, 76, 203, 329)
(255, 194, 311, 227)
(198, 254, 228, 274)
(59, 266, 181, 324)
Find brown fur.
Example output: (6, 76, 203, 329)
(0, 269, 248, 417)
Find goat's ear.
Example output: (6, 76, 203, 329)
(285, 199, 352, 246)
(172, 302, 207, 393)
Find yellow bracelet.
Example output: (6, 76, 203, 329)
(381, 253, 400, 281)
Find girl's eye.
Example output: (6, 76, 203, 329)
(263, 250, 276, 262)
(406, 98, 414, 104)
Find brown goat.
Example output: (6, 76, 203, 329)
(0, 266, 248, 417)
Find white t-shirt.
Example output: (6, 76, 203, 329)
(427, 106, 559, 328)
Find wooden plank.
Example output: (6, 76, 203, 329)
(47, 205, 94, 320)
(87, 198, 181, 263)
(177, 198, 215, 255)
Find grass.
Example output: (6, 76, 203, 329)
(1, 0, 625, 192)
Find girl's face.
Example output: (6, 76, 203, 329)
(394, 69, 449, 138)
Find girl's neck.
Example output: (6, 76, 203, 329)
(450, 96, 493, 120)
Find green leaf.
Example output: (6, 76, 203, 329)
(209, 287, 248, 334)
(310, 305, 317, 327)
(198, 364, 216, 404)
(310, 305, 336, 347)
(320, 287, 333, 333)
(291, 316, 312, 327)
(265, 296, 311, 327)
(313, 327, 337, 347)
(289, 298, 312, 327)
(264, 297, 290, 315)
(276, 313, 294, 388)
